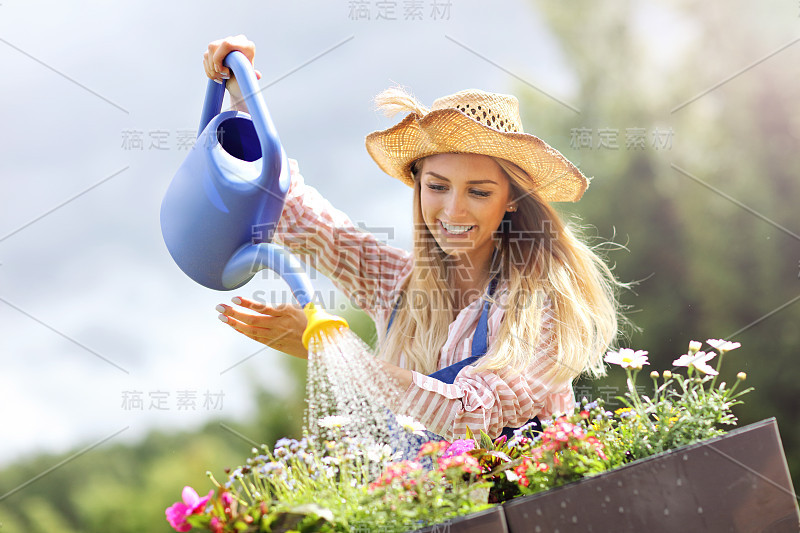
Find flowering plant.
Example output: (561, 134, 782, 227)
(597, 339, 752, 463)
(166, 338, 751, 532)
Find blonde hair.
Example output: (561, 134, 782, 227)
(374, 87, 623, 384)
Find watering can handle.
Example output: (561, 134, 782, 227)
(197, 51, 282, 188)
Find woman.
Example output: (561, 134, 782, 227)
(207, 36, 622, 441)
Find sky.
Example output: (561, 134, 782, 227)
(0, 0, 585, 466)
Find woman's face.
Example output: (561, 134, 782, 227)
(418, 153, 513, 268)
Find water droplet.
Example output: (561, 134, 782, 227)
(682, 454, 688, 461)
(619, 506, 625, 513)
(536, 508, 543, 516)
(697, 507, 703, 514)
(664, 508, 670, 516)
(633, 488, 639, 495)
(676, 478, 682, 486)
(572, 516, 578, 523)
(617, 480, 623, 487)
(560, 501, 567, 508)
(535, 527, 541, 533)
(605, 495, 611, 502)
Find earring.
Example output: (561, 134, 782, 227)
(506, 205, 517, 212)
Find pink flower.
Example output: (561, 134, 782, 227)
(165, 486, 213, 532)
(369, 460, 423, 491)
(416, 440, 450, 458)
(442, 439, 476, 458)
(437, 454, 482, 474)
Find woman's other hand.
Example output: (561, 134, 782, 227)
(216, 297, 309, 359)
(203, 35, 262, 111)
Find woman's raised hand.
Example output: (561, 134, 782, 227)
(216, 297, 309, 360)
(203, 35, 262, 109)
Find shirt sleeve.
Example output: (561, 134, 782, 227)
(400, 298, 575, 440)
(273, 159, 412, 320)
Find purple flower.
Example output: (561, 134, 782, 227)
(442, 439, 476, 458)
(165, 486, 213, 532)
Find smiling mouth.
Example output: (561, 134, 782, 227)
(440, 220, 475, 235)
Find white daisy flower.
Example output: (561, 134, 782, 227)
(604, 348, 649, 370)
(706, 339, 741, 353)
(673, 351, 718, 376)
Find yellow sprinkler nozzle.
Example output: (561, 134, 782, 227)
(301, 302, 350, 349)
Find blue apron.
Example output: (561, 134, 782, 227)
(386, 278, 541, 442)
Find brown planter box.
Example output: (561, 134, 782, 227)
(503, 418, 799, 532)
(413, 505, 508, 533)
(412, 418, 798, 532)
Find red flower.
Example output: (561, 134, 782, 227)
(369, 460, 423, 491)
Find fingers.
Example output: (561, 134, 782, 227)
(216, 298, 305, 329)
(217, 306, 308, 359)
(229, 296, 286, 316)
(217, 304, 271, 330)
(218, 310, 269, 338)
(203, 49, 230, 85)
(205, 34, 256, 81)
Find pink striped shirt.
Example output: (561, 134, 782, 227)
(275, 159, 575, 440)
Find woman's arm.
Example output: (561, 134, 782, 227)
(377, 359, 413, 390)
(273, 160, 412, 321)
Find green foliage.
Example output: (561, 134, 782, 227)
(0, 389, 302, 533)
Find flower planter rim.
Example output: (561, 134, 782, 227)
(409, 503, 506, 533)
(503, 417, 783, 507)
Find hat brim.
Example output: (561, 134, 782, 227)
(365, 109, 589, 202)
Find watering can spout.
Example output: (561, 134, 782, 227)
(302, 302, 350, 349)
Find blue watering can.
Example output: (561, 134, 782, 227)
(160, 51, 315, 306)
(160, 51, 347, 347)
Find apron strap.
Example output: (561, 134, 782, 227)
(386, 277, 541, 440)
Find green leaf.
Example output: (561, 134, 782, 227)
(479, 430, 494, 450)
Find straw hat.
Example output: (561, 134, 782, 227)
(365, 89, 589, 202)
